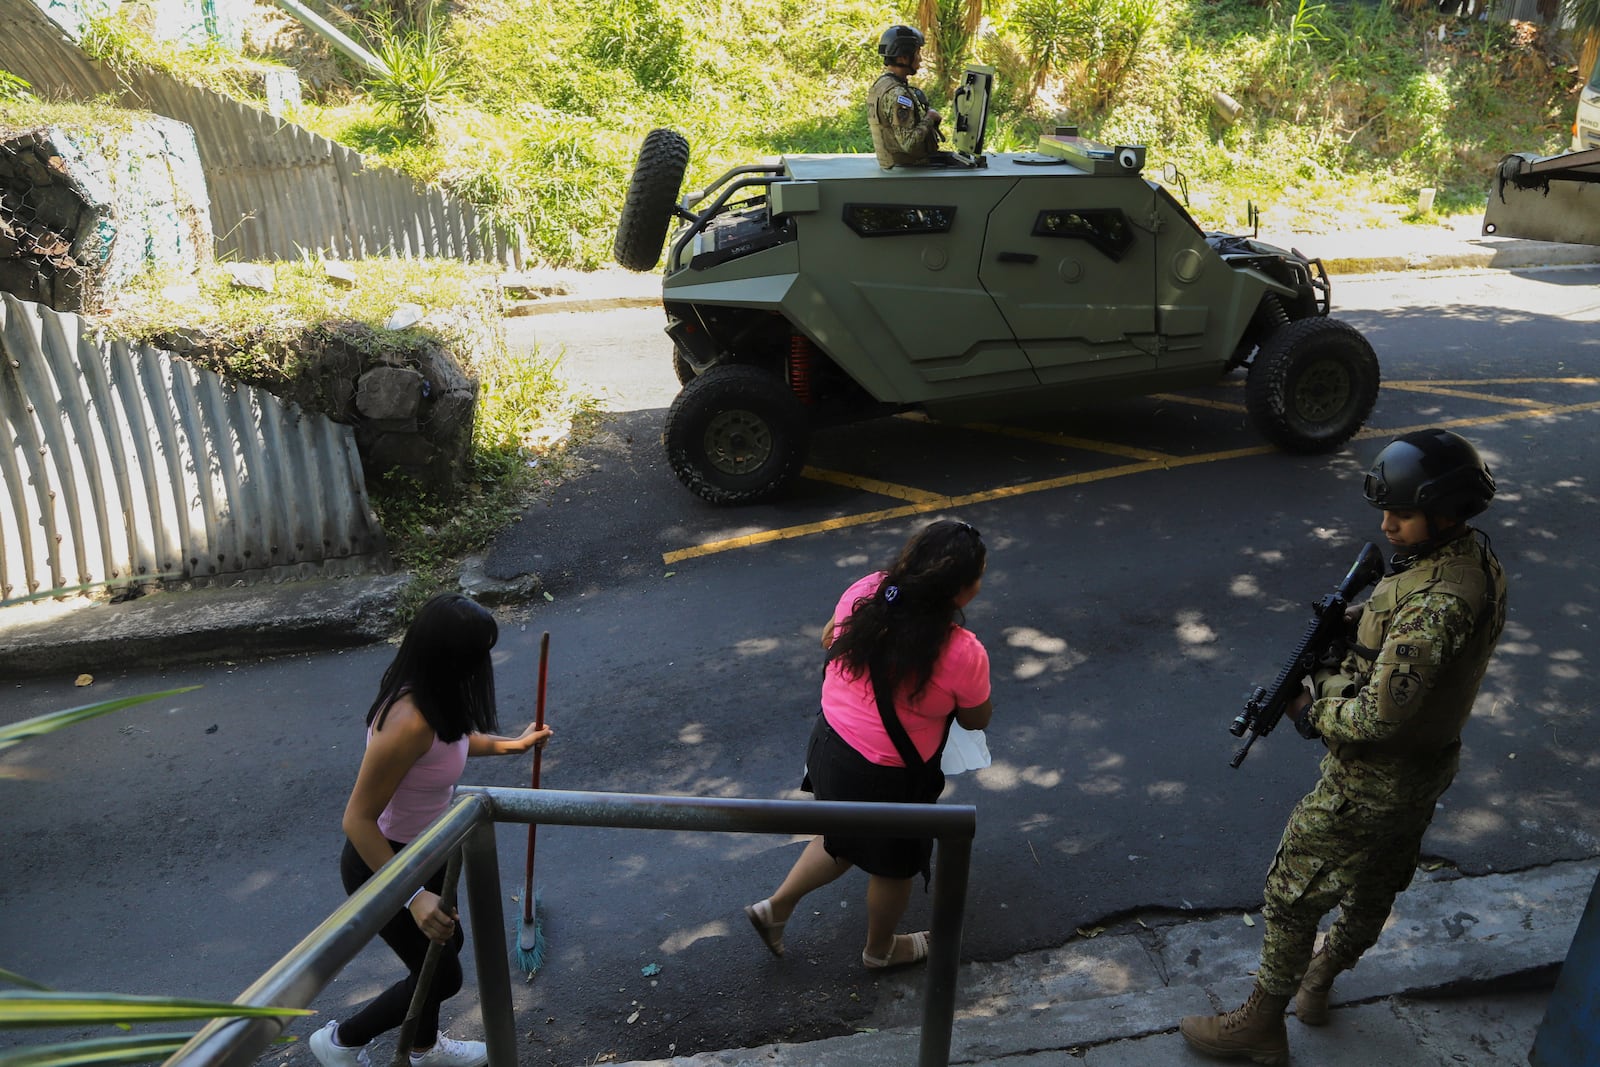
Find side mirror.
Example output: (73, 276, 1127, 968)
(1161, 162, 1190, 207)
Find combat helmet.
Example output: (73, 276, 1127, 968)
(879, 24, 924, 61)
(1363, 428, 1496, 520)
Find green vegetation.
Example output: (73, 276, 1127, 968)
(40, 1, 1583, 266)
(365, 16, 471, 139)
(77, 6, 293, 102)
(263, 0, 1576, 265)
(0, 69, 31, 101)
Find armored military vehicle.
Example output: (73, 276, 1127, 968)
(615, 66, 1379, 504)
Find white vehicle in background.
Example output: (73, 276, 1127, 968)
(1573, 52, 1600, 151)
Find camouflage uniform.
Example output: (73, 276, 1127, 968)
(1256, 530, 1507, 996)
(866, 71, 939, 169)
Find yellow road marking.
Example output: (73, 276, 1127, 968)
(1152, 390, 1248, 412)
(1346, 399, 1600, 442)
(662, 391, 1600, 566)
(1403, 377, 1600, 387)
(955, 422, 1174, 461)
(1383, 383, 1546, 407)
(800, 466, 944, 502)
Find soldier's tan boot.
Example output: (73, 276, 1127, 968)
(1294, 949, 1343, 1026)
(1178, 984, 1291, 1065)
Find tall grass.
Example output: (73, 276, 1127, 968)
(271, 0, 1581, 261)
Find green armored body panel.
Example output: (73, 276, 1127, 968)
(616, 67, 1379, 504)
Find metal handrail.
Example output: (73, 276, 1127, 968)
(169, 787, 976, 1067)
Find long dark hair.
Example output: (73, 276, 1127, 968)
(828, 519, 986, 699)
(368, 593, 499, 743)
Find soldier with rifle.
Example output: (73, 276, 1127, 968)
(867, 25, 942, 169)
(1180, 428, 1508, 1065)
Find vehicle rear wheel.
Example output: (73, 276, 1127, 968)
(664, 365, 809, 505)
(1246, 317, 1379, 453)
(614, 128, 690, 272)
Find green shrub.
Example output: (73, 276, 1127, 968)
(367, 18, 470, 138)
(0, 69, 31, 101)
(581, 0, 694, 95)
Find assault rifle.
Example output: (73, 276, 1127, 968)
(1229, 542, 1386, 768)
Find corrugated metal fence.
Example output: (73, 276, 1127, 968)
(0, 292, 387, 603)
(0, 0, 522, 266)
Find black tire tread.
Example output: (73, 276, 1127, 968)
(1246, 317, 1379, 454)
(614, 129, 690, 272)
(664, 365, 808, 505)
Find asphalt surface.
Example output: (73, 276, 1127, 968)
(3, 219, 1600, 1067)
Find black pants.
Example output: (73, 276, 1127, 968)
(336, 837, 464, 1049)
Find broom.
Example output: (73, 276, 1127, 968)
(513, 630, 550, 976)
(392, 849, 463, 1067)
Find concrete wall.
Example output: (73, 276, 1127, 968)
(0, 118, 213, 312)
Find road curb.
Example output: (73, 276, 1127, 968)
(601, 860, 1596, 1067)
(0, 573, 411, 679)
(1321, 244, 1600, 276)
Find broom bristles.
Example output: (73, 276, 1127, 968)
(513, 887, 545, 977)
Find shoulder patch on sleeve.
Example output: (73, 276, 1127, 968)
(896, 94, 915, 108)
(1395, 643, 1420, 659)
(1387, 669, 1422, 709)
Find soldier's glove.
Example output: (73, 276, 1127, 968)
(1312, 667, 1359, 701)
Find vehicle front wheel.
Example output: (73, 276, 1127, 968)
(1246, 317, 1379, 454)
(663, 365, 809, 505)
(614, 128, 690, 272)
(673, 350, 697, 386)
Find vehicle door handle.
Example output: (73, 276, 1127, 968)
(997, 251, 1038, 264)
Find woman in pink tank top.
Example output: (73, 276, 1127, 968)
(309, 594, 552, 1067)
(745, 519, 993, 973)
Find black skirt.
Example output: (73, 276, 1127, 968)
(801, 711, 943, 882)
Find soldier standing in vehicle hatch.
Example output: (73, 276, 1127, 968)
(867, 25, 942, 169)
(1179, 428, 1509, 1066)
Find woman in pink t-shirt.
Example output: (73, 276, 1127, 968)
(310, 594, 552, 1067)
(745, 519, 992, 971)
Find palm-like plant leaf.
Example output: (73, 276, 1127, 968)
(0, 970, 49, 992)
(0, 689, 200, 755)
(0, 1030, 203, 1066)
(0, 991, 310, 1027)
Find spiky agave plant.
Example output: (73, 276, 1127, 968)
(367, 17, 470, 141)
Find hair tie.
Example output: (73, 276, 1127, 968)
(882, 584, 900, 603)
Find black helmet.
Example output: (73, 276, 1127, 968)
(1363, 429, 1495, 520)
(879, 24, 924, 60)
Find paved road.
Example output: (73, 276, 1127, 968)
(3, 267, 1598, 1065)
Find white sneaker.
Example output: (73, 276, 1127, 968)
(409, 1033, 488, 1067)
(309, 1020, 371, 1067)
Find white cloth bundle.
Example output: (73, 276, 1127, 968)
(941, 724, 992, 774)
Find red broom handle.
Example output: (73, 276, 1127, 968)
(523, 631, 549, 925)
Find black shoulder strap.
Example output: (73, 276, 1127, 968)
(868, 657, 955, 773)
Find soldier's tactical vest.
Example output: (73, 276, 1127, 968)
(867, 72, 930, 169)
(1331, 533, 1506, 762)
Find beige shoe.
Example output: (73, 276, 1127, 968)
(862, 930, 929, 970)
(1178, 984, 1291, 1065)
(1295, 948, 1342, 1026)
(744, 899, 785, 958)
